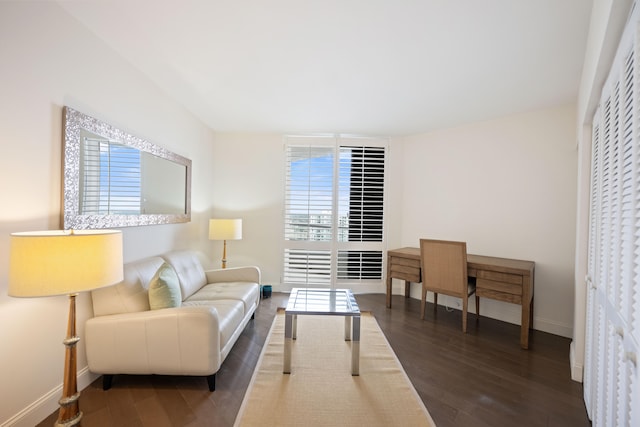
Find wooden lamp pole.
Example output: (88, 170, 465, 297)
(56, 294, 82, 426)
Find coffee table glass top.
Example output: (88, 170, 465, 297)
(285, 288, 360, 316)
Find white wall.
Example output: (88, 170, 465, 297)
(209, 133, 285, 280)
(398, 105, 578, 337)
(0, 3, 215, 426)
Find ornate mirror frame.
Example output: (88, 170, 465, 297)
(62, 107, 192, 229)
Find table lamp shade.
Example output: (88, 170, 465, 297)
(209, 219, 242, 241)
(9, 229, 124, 297)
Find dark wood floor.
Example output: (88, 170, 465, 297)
(38, 293, 590, 427)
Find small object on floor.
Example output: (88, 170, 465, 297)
(262, 285, 272, 299)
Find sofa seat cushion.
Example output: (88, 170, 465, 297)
(182, 299, 244, 348)
(186, 282, 259, 314)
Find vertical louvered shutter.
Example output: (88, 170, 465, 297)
(584, 5, 640, 426)
(337, 143, 385, 279)
(283, 136, 387, 287)
(284, 139, 335, 285)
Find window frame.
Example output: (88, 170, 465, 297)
(282, 135, 389, 290)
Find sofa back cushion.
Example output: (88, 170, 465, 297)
(148, 262, 182, 310)
(91, 256, 165, 316)
(163, 250, 207, 300)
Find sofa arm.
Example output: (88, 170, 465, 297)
(85, 306, 221, 376)
(204, 266, 261, 284)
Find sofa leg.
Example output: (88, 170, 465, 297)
(207, 374, 216, 391)
(103, 374, 114, 391)
(251, 312, 255, 320)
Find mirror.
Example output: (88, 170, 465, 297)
(63, 107, 192, 229)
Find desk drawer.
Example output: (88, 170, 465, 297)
(477, 270, 522, 285)
(477, 278, 522, 296)
(390, 256, 421, 269)
(389, 256, 421, 282)
(389, 267, 421, 283)
(477, 287, 522, 304)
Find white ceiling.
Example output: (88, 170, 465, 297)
(58, 0, 594, 136)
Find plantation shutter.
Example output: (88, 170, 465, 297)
(283, 136, 387, 288)
(284, 140, 335, 285)
(337, 143, 385, 279)
(583, 4, 640, 426)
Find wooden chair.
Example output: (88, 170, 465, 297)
(420, 239, 479, 333)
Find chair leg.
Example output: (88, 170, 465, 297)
(420, 286, 427, 320)
(475, 295, 480, 322)
(433, 293, 438, 312)
(462, 296, 468, 333)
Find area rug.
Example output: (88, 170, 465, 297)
(234, 310, 436, 427)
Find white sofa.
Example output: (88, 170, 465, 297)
(85, 250, 261, 391)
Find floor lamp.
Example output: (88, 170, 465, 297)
(209, 218, 242, 268)
(8, 229, 123, 427)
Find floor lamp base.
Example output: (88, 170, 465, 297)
(55, 410, 82, 427)
(55, 294, 82, 427)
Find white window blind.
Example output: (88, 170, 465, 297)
(283, 136, 387, 287)
(80, 137, 142, 215)
(584, 4, 640, 426)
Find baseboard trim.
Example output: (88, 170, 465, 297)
(1, 367, 99, 427)
(569, 341, 584, 383)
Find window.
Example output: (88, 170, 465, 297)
(283, 136, 387, 288)
(80, 137, 142, 215)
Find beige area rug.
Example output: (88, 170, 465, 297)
(234, 310, 436, 427)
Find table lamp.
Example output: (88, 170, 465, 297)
(209, 218, 242, 268)
(8, 229, 123, 427)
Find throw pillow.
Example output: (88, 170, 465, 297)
(148, 262, 182, 310)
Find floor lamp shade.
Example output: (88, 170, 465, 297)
(9, 229, 124, 297)
(8, 229, 123, 427)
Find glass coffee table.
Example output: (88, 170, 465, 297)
(283, 288, 361, 375)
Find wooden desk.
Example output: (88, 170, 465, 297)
(386, 247, 535, 349)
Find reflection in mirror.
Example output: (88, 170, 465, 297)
(63, 107, 192, 229)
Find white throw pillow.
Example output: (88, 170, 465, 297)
(148, 262, 182, 310)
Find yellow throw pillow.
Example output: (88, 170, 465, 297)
(148, 262, 182, 310)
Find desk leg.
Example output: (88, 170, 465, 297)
(520, 277, 533, 350)
(284, 313, 293, 374)
(529, 295, 534, 329)
(520, 306, 530, 349)
(386, 278, 411, 308)
(520, 294, 534, 349)
(352, 315, 360, 376)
